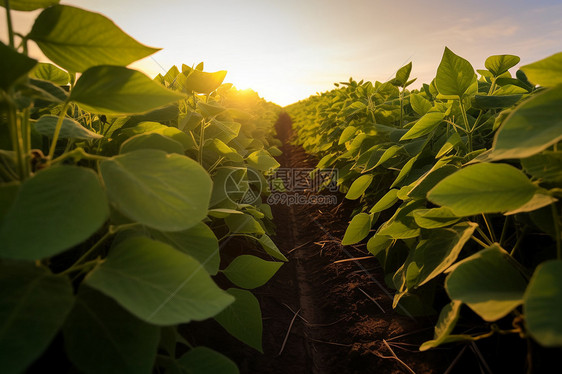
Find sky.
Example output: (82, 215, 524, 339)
(2, 0, 562, 106)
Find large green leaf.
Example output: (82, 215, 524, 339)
(520, 52, 562, 87)
(119, 122, 192, 150)
(30, 62, 69, 85)
(400, 111, 445, 141)
(214, 288, 263, 352)
(390, 62, 412, 87)
(409, 93, 432, 116)
(183, 69, 227, 94)
(435, 47, 476, 98)
(427, 163, 538, 216)
(28, 5, 158, 72)
(85, 236, 234, 325)
(407, 164, 458, 200)
(342, 212, 372, 245)
(338, 126, 357, 145)
(0, 262, 74, 374)
(419, 301, 470, 351)
(246, 150, 280, 171)
(178, 347, 239, 374)
(405, 222, 477, 288)
(412, 207, 460, 229)
(150, 223, 220, 275)
(0, 41, 37, 90)
(120, 133, 184, 155)
(522, 151, 562, 184)
(445, 245, 527, 321)
(225, 213, 265, 235)
(100, 150, 212, 232)
(222, 255, 282, 289)
(34, 115, 102, 139)
(485, 55, 520, 77)
(524, 260, 562, 347)
(345, 174, 373, 200)
(370, 189, 399, 214)
(0, 166, 109, 260)
(257, 234, 288, 262)
(63, 287, 160, 374)
(490, 85, 562, 160)
(70, 66, 184, 115)
(1, 0, 58, 11)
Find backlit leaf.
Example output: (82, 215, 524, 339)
(223, 255, 282, 289)
(85, 236, 234, 325)
(435, 47, 477, 98)
(520, 52, 562, 87)
(28, 5, 159, 72)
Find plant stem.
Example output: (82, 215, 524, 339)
(51, 147, 109, 165)
(551, 203, 561, 260)
(60, 223, 141, 275)
(458, 98, 473, 152)
(4, 0, 15, 48)
(499, 216, 509, 247)
(48, 102, 71, 160)
(482, 214, 497, 243)
(471, 235, 489, 248)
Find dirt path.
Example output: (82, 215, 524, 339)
(236, 113, 454, 374)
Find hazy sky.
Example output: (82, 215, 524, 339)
(2, 0, 561, 106)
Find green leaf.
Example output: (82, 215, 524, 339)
(366, 234, 392, 256)
(420, 301, 469, 351)
(30, 62, 69, 85)
(522, 151, 562, 184)
(183, 69, 227, 94)
(521, 52, 562, 87)
(377, 200, 424, 239)
(1, 0, 58, 11)
(401, 111, 445, 141)
(34, 115, 102, 139)
(504, 192, 557, 215)
(0, 262, 74, 374)
(225, 213, 265, 235)
(342, 213, 372, 245)
(70, 66, 184, 115)
(178, 347, 239, 374)
(214, 288, 263, 352)
(100, 150, 211, 232)
(338, 126, 357, 145)
(63, 287, 160, 374)
(490, 85, 562, 160)
(120, 133, 184, 155)
(0, 166, 109, 260)
(257, 234, 288, 262)
(405, 222, 477, 288)
(150, 222, 220, 275)
(119, 122, 192, 150)
(435, 47, 476, 98)
(374, 145, 402, 168)
(413, 207, 460, 229)
(246, 150, 280, 171)
(436, 132, 462, 158)
(223, 255, 282, 289)
(370, 189, 399, 214)
(391, 62, 412, 87)
(345, 174, 373, 200)
(0, 41, 37, 90)
(85, 236, 234, 325)
(445, 245, 527, 321)
(524, 260, 562, 347)
(408, 164, 458, 200)
(427, 163, 538, 216)
(28, 5, 159, 72)
(485, 55, 520, 77)
(471, 94, 522, 110)
(409, 93, 432, 116)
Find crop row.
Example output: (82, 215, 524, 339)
(1, 2, 283, 373)
(287, 47, 562, 358)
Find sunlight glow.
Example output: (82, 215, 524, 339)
(2, 0, 561, 106)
